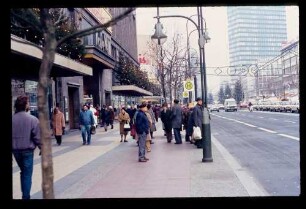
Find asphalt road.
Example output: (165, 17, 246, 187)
(210, 110, 300, 196)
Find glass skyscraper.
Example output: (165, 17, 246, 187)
(227, 6, 287, 100)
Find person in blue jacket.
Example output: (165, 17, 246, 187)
(79, 104, 94, 145)
(135, 102, 150, 162)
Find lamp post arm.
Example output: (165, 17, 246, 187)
(154, 15, 200, 31)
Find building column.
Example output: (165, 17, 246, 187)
(102, 69, 113, 106)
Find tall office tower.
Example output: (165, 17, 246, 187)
(227, 6, 287, 100)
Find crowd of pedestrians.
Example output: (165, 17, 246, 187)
(12, 95, 208, 198)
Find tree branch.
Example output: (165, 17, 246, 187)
(57, 8, 135, 48)
(11, 22, 31, 29)
(11, 9, 42, 33)
(53, 8, 67, 25)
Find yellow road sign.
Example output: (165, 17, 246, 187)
(183, 91, 189, 98)
(183, 80, 194, 92)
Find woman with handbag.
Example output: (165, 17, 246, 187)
(118, 107, 130, 142)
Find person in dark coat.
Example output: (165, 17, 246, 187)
(104, 107, 111, 131)
(160, 102, 173, 143)
(185, 106, 194, 143)
(108, 106, 115, 129)
(100, 105, 106, 127)
(182, 105, 190, 142)
(192, 97, 204, 148)
(171, 99, 183, 144)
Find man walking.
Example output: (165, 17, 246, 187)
(193, 97, 204, 148)
(12, 95, 41, 199)
(79, 104, 95, 145)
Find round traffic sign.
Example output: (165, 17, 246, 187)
(183, 91, 189, 98)
(185, 81, 193, 90)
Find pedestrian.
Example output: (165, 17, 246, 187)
(171, 99, 183, 144)
(100, 105, 106, 127)
(144, 105, 153, 152)
(79, 104, 95, 145)
(135, 102, 150, 162)
(187, 106, 195, 144)
(12, 95, 41, 199)
(147, 103, 156, 142)
(89, 104, 98, 128)
(160, 102, 173, 143)
(192, 97, 204, 148)
(51, 107, 65, 145)
(118, 107, 130, 142)
(248, 101, 253, 112)
(132, 105, 141, 145)
(95, 104, 101, 124)
(109, 106, 115, 129)
(153, 104, 160, 122)
(104, 106, 111, 131)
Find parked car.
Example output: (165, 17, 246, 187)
(271, 101, 282, 112)
(239, 102, 248, 109)
(209, 104, 219, 112)
(218, 104, 225, 110)
(279, 101, 291, 112)
(290, 101, 299, 113)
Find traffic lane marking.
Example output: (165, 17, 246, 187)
(211, 113, 299, 141)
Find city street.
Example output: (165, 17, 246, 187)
(12, 110, 300, 199)
(210, 110, 300, 196)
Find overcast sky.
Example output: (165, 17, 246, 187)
(136, 6, 299, 93)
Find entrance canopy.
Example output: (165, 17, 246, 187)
(139, 96, 163, 104)
(112, 85, 153, 97)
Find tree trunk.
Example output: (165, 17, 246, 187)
(39, 9, 57, 199)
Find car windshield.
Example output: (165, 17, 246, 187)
(227, 101, 236, 105)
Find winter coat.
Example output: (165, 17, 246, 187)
(193, 104, 203, 127)
(171, 104, 183, 129)
(135, 110, 149, 135)
(52, 111, 65, 136)
(160, 108, 172, 132)
(118, 112, 130, 135)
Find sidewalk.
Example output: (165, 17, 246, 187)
(12, 120, 267, 199)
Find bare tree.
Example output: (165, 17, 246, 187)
(11, 7, 135, 199)
(147, 41, 167, 99)
(163, 34, 186, 103)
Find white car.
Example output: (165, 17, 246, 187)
(209, 104, 219, 112)
(224, 98, 238, 112)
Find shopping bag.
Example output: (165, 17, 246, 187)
(90, 125, 96, 135)
(192, 126, 202, 140)
(124, 123, 130, 132)
(130, 124, 136, 137)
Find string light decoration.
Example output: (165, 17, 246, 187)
(11, 8, 85, 60)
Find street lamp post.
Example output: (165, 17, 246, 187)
(186, 28, 199, 102)
(151, 7, 167, 102)
(152, 7, 213, 162)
